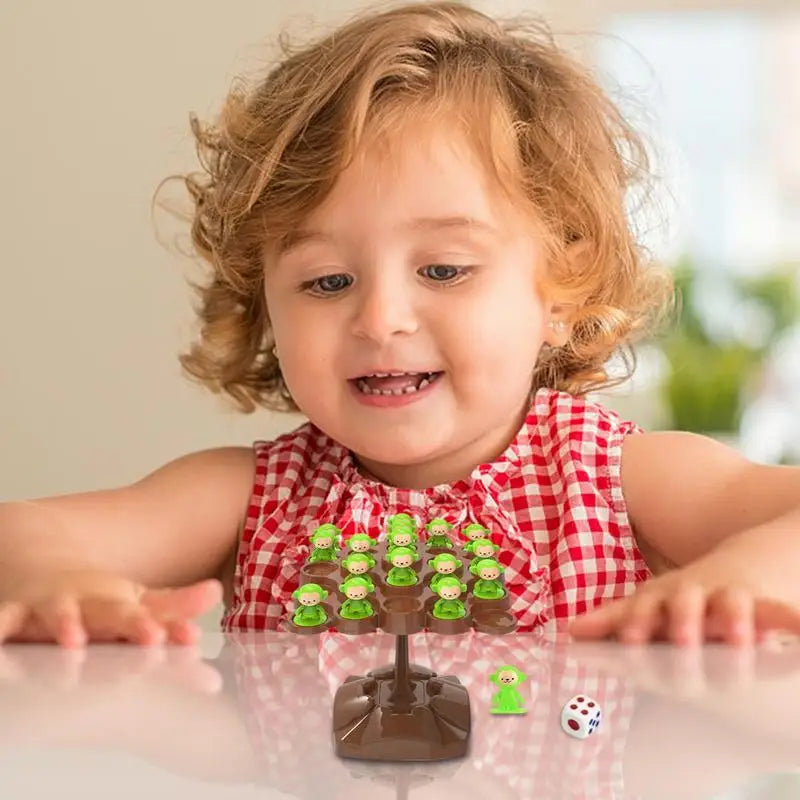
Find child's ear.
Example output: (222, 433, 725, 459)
(543, 302, 574, 347)
(541, 238, 589, 346)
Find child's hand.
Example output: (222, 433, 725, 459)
(568, 565, 800, 645)
(0, 569, 222, 647)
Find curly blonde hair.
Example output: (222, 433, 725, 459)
(171, 1, 673, 413)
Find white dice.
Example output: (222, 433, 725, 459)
(560, 694, 601, 739)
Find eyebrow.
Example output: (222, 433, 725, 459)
(277, 215, 497, 256)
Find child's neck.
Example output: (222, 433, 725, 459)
(353, 405, 528, 489)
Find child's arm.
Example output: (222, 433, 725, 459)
(570, 431, 800, 644)
(0, 446, 255, 646)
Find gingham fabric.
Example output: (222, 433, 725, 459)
(222, 388, 652, 634)
(219, 630, 644, 799)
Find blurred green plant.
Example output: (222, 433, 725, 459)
(662, 258, 800, 433)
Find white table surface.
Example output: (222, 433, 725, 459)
(0, 631, 799, 800)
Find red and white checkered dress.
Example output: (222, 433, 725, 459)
(222, 388, 652, 633)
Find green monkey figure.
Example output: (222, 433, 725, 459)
(428, 553, 463, 593)
(461, 523, 490, 553)
(338, 576, 376, 620)
(386, 547, 419, 586)
(431, 576, 468, 620)
(386, 513, 416, 532)
(292, 583, 329, 627)
(341, 552, 376, 580)
(425, 517, 455, 550)
(347, 532, 378, 553)
(468, 537, 500, 561)
(387, 528, 419, 553)
(470, 558, 507, 600)
(308, 524, 341, 563)
(489, 665, 527, 714)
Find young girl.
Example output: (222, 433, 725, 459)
(1, 1, 799, 649)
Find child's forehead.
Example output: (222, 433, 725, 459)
(323, 123, 508, 215)
(273, 121, 533, 255)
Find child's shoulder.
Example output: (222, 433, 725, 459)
(526, 387, 642, 454)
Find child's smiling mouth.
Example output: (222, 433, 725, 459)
(348, 370, 444, 405)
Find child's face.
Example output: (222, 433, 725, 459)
(265, 119, 554, 486)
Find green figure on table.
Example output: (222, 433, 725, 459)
(308, 524, 340, 563)
(386, 547, 419, 586)
(425, 517, 455, 550)
(428, 553, 463, 593)
(470, 558, 506, 600)
(489, 665, 527, 714)
(347, 532, 377, 554)
(292, 583, 329, 627)
(432, 576, 467, 620)
(342, 552, 376, 578)
(338, 576, 376, 620)
(461, 523, 490, 553)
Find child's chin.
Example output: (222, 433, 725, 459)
(352, 435, 444, 469)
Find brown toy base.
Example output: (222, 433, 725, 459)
(332, 662, 471, 762)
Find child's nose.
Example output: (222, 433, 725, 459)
(350, 274, 418, 343)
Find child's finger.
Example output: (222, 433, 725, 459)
(617, 592, 665, 644)
(117, 606, 167, 646)
(707, 587, 755, 646)
(0, 602, 28, 644)
(666, 583, 707, 646)
(164, 619, 201, 646)
(141, 579, 223, 619)
(568, 597, 629, 640)
(753, 599, 800, 637)
(34, 595, 87, 649)
(80, 598, 165, 646)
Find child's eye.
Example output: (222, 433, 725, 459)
(420, 264, 470, 283)
(302, 273, 353, 295)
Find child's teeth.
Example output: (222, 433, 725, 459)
(355, 372, 439, 395)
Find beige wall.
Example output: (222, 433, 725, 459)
(1, 0, 785, 502)
(1, 1, 366, 501)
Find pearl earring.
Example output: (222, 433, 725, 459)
(271, 344, 279, 359)
(549, 321, 567, 333)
